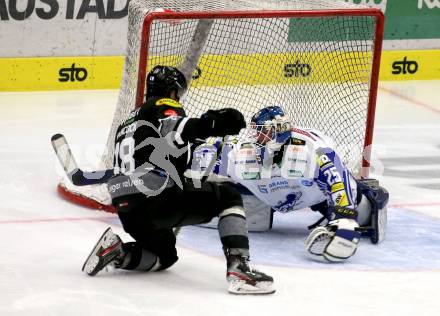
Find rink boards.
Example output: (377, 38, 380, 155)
(1, 49, 439, 91)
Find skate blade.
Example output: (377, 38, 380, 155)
(228, 280, 276, 295)
(82, 227, 112, 276)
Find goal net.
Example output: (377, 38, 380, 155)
(57, 0, 384, 211)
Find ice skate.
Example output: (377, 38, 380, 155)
(226, 255, 275, 295)
(82, 227, 124, 276)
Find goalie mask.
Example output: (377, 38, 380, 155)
(146, 66, 188, 100)
(250, 106, 291, 148)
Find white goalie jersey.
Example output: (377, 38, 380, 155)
(190, 126, 387, 246)
(191, 127, 350, 214)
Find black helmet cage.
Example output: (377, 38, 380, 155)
(146, 66, 188, 100)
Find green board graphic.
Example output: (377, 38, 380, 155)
(288, 0, 440, 42)
(384, 0, 440, 39)
(288, 16, 375, 42)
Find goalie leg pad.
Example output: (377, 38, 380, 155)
(198, 184, 273, 232)
(356, 179, 389, 244)
(373, 205, 388, 244)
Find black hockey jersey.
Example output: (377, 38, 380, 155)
(107, 96, 209, 200)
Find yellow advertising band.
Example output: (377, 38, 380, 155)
(0, 56, 124, 91)
(0, 50, 439, 92)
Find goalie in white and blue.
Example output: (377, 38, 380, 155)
(191, 106, 389, 263)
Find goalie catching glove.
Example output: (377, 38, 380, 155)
(305, 218, 360, 262)
(200, 108, 246, 137)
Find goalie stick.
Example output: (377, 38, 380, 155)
(51, 134, 114, 186)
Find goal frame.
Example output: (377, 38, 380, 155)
(138, 9, 384, 177)
(57, 8, 384, 212)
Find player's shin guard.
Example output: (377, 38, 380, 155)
(218, 206, 249, 255)
(118, 242, 161, 272)
(82, 227, 125, 276)
(218, 206, 275, 294)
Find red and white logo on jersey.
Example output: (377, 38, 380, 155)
(164, 109, 178, 117)
(292, 128, 316, 141)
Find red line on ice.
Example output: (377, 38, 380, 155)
(379, 86, 440, 115)
(390, 202, 440, 208)
(0, 216, 117, 225)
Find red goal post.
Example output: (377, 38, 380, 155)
(57, 0, 384, 212)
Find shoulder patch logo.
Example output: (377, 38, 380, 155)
(155, 98, 182, 108)
(291, 137, 306, 146)
(292, 128, 316, 141)
(164, 109, 178, 117)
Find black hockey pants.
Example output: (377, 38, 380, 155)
(113, 180, 243, 270)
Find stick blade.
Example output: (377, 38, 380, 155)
(51, 133, 78, 175)
(51, 133, 64, 143)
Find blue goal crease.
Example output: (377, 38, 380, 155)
(99, 208, 440, 271)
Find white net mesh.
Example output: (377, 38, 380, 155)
(102, 0, 381, 178)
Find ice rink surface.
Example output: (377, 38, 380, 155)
(1, 81, 439, 316)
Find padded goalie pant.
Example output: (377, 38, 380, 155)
(113, 180, 247, 270)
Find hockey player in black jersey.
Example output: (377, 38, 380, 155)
(82, 66, 275, 295)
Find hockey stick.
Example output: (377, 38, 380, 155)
(51, 134, 210, 186)
(51, 134, 114, 186)
(179, 19, 214, 85)
(52, 134, 211, 237)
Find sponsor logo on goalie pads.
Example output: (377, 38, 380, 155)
(305, 218, 360, 262)
(229, 144, 262, 180)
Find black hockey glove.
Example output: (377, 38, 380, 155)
(201, 108, 246, 137)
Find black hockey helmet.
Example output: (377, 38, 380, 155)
(146, 65, 187, 100)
